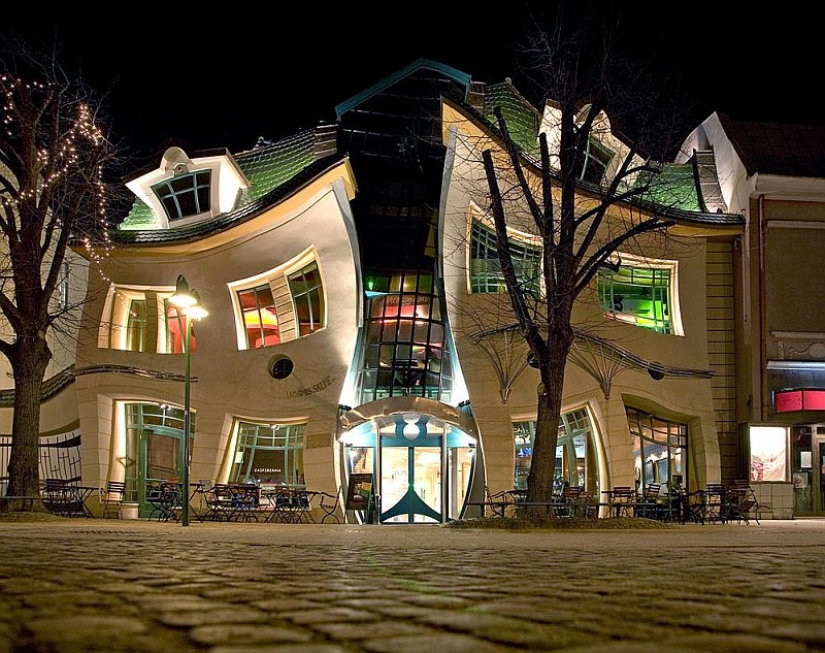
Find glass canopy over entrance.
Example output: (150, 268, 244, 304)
(339, 398, 477, 524)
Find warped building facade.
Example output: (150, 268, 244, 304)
(3, 58, 815, 521)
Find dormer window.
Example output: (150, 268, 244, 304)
(152, 170, 212, 221)
(577, 136, 614, 186)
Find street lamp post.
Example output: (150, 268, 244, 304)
(170, 274, 208, 527)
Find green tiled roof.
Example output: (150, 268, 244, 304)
(483, 81, 541, 156)
(118, 129, 317, 231)
(235, 129, 316, 204)
(635, 163, 703, 213)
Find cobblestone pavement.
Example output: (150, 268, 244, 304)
(1, 519, 824, 653)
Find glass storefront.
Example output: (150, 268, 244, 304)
(626, 407, 688, 492)
(512, 407, 599, 494)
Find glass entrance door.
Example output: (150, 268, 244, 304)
(341, 409, 476, 525)
(124, 403, 187, 518)
(792, 424, 825, 516)
(380, 445, 442, 523)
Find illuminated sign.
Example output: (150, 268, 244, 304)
(774, 389, 825, 413)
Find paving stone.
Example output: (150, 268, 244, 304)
(1, 520, 825, 653)
(189, 623, 313, 646)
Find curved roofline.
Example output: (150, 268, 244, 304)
(442, 96, 744, 229)
(86, 153, 352, 249)
(335, 57, 472, 120)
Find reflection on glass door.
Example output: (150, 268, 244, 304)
(792, 425, 825, 516)
(125, 403, 187, 517)
(381, 446, 442, 523)
(343, 425, 475, 524)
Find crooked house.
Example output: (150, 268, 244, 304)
(2, 58, 811, 521)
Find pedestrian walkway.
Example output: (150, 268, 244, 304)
(1, 519, 824, 652)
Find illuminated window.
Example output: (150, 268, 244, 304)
(288, 262, 325, 336)
(102, 287, 193, 354)
(152, 170, 211, 221)
(470, 220, 541, 294)
(513, 408, 599, 493)
(57, 261, 70, 310)
(231, 421, 305, 487)
(599, 260, 677, 334)
(237, 284, 280, 349)
(231, 254, 326, 351)
(358, 272, 453, 404)
(126, 299, 147, 352)
(749, 426, 788, 482)
(626, 407, 688, 491)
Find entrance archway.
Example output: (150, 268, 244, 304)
(339, 398, 477, 524)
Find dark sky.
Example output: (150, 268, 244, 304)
(3, 4, 820, 162)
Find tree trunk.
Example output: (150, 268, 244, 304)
(4, 337, 50, 512)
(526, 328, 573, 507)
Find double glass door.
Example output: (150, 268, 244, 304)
(345, 428, 475, 524)
(124, 403, 188, 517)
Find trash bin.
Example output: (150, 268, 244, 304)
(121, 502, 139, 520)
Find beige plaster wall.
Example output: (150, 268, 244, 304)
(73, 177, 360, 492)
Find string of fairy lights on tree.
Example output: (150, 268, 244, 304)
(0, 71, 115, 312)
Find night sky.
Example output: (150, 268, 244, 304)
(3, 3, 820, 162)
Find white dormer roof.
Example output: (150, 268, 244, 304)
(125, 146, 251, 229)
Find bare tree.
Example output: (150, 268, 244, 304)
(476, 6, 696, 505)
(0, 40, 116, 510)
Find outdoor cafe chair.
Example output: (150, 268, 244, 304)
(99, 481, 126, 519)
(700, 483, 726, 523)
(603, 486, 635, 518)
(41, 478, 95, 518)
(264, 487, 312, 523)
(202, 484, 236, 521)
(317, 489, 343, 523)
(228, 484, 261, 522)
(146, 482, 182, 522)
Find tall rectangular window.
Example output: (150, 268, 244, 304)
(626, 406, 688, 491)
(237, 284, 280, 349)
(102, 287, 194, 354)
(126, 299, 148, 352)
(577, 136, 614, 185)
(513, 408, 598, 493)
(288, 262, 325, 336)
(58, 261, 70, 310)
(470, 221, 541, 294)
(599, 261, 675, 334)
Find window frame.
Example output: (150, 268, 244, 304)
(469, 219, 542, 295)
(288, 261, 325, 336)
(230, 420, 306, 488)
(100, 285, 190, 353)
(151, 169, 212, 222)
(229, 251, 327, 351)
(237, 283, 280, 350)
(598, 255, 682, 335)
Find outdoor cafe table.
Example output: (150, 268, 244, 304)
(262, 487, 315, 523)
(41, 479, 97, 518)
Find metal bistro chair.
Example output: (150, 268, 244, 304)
(99, 481, 126, 519)
(633, 483, 662, 520)
(202, 484, 236, 522)
(317, 489, 343, 523)
(146, 482, 182, 522)
(700, 483, 727, 523)
(607, 486, 635, 518)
